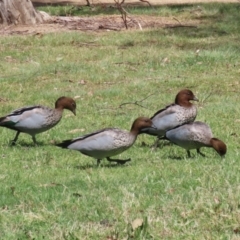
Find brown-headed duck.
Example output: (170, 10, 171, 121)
(0, 96, 76, 144)
(140, 89, 199, 146)
(164, 121, 227, 157)
(56, 117, 155, 166)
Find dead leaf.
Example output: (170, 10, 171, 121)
(195, 49, 200, 55)
(162, 57, 170, 63)
(5, 56, 17, 63)
(73, 193, 82, 198)
(40, 183, 63, 187)
(50, 140, 56, 145)
(69, 128, 85, 133)
(88, 91, 93, 96)
(56, 57, 63, 61)
(78, 80, 86, 85)
(234, 227, 240, 234)
(131, 218, 143, 230)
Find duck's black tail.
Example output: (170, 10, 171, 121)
(55, 139, 72, 148)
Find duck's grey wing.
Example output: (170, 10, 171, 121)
(166, 124, 193, 142)
(150, 103, 175, 119)
(0, 105, 49, 131)
(56, 128, 119, 151)
(141, 104, 180, 136)
(166, 122, 211, 149)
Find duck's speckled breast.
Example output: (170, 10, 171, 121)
(43, 108, 62, 128)
(176, 105, 197, 124)
(112, 129, 136, 150)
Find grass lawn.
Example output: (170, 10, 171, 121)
(0, 2, 240, 239)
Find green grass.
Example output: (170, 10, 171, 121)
(0, 2, 240, 239)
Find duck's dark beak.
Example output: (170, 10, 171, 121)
(152, 123, 157, 130)
(72, 109, 76, 116)
(193, 95, 199, 102)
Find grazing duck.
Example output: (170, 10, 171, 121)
(163, 121, 227, 157)
(0, 96, 76, 144)
(56, 117, 154, 166)
(140, 89, 199, 147)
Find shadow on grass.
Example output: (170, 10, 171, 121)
(8, 140, 49, 147)
(140, 140, 173, 148)
(167, 152, 215, 160)
(74, 162, 130, 170)
(167, 155, 186, 160)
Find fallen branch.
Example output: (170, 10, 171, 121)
(114, 0, 142, 30)
(119, 91, 159, 109)
(139, 0, 152, 7)
(173, 17, 182, 25)
(114, 0, 128, 29)
(98, 25, 120, 31)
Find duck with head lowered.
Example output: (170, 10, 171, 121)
(162, 121, 227, 157)
(140, 89, 199, 147)
(0, 96, 76, 145)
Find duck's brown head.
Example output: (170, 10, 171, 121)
(130, 117, 154, 135)
(210, 138, 227, 156)
(55, 96, 76, 115)
(175, 89, 199, 107)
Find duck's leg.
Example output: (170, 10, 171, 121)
(151, 136, 167, 149)
(197, 149, 205, 157)
(97, 159, 101, 166)
(107, 157, 131, 165)
(187, 150, 191, 158)
(11, 131, 20, 145)
(151, 137, 160, 150)
(32, 135, 37, 145)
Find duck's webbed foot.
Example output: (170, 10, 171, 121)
(197, 149, 206, 157)
(11, 131, 20, 146)
(107, 157, 131, 165)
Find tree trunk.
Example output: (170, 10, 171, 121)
(0, 0, 50, 25)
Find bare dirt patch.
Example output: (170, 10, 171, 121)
(0, 0, 238, 36)
(32, 0, 238, 6)
(0, 13, 200, 36)
(0, 15, 199, 36)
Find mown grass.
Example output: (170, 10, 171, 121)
(0, 3, 240, 239)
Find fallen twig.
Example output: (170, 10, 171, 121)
(139, 0, 152, 7)
(98, 25, 120, 31)
(114, 0, 128, 29)
(119, 91, 159, 109)
(114, 0, 142, 30)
